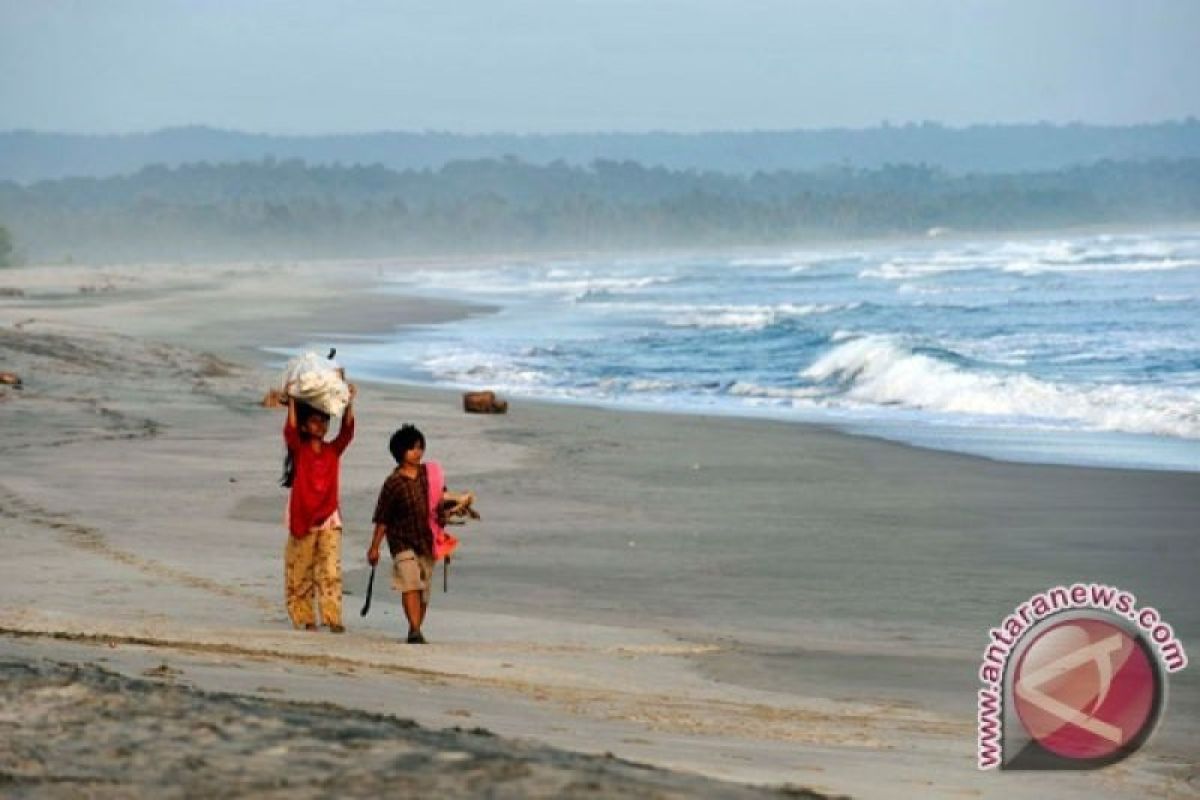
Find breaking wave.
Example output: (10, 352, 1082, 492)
(662, 302, 858, 330)
(801, 336, 1200, 439)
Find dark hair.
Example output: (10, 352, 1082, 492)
(389, 424, 426, 464)
(281, 402, 330, 488)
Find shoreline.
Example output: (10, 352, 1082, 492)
(7, 255, 1196, 635)
(263, 248, 1200, 476)
(1, 257, 1197, 798)
(309, 374, 1200, 476)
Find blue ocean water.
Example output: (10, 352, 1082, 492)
(336, 231, 1200, 472)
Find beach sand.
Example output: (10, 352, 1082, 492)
(1, 260, 1196, 798)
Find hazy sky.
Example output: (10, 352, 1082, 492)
(2, 0, 1198, 134)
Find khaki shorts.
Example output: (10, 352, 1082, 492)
(392, 549, 435, 602)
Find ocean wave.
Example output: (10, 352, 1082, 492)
(1001, 258, 1199, 276)
(944, 330, 1200, 368)
(728, 381, 823, 401)
(730, 250, 867, 271)
(391, 266, 674, 300)
(896, 282, 1022, 296)
(663, 302, 858, 330)
(729, 255, 806, 268)
(800, 335, 1200, 439)
(861, 255, 1198, 281)
(989, 236, 1184, 266)
(591, 377, 685, 394)
(420, 349, 551, 389)
(370, 235, 1200, 459)
(858, 260, 985, 280)
(626, 378, 681, 392)
(858, 235, 1198, 281)
(562, 275, 674, 301)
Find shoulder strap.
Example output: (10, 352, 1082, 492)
(423, 461, 445, 507)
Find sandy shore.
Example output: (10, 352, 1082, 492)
(0, 655, 832, 799)
(0, 259, 1197, 798)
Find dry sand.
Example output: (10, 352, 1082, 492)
(0, 260, 1196, 798)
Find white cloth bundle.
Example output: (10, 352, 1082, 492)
(281, 351, 350, 416)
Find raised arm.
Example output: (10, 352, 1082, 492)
(343, 383, 356, 425)
(332, 383, 356, 454)
(283, 395, 301, 449)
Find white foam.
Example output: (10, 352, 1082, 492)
(388, 266, 673, 301)
(729, 255, 804, 268)
(946, 330, 1200, 367)
(858, 235, 1198, 280)
(626, 378, 681, 393)
(859, 260, 974, 280)
(730, 249, 866, 271)
(561, 275, 673, 300)
(663, 302, 855, 330)
(801, 336, 1200, 439)
(728, 381, 824, 401)
(1001, 258, 1198, 276)
(420, 349, 551, 389)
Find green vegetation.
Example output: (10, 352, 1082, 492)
(0, 157, 1198, 262)
(3, 120, 1200, 182)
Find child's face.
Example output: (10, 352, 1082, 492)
(302, 413, 330, 439)
(404, 443, 424, 467)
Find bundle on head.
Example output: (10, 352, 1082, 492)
(281, 351, 350, 416)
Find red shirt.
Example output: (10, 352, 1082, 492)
(284, 417, 354, 537)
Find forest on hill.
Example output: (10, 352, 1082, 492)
(1, 156, 1198, 263)
(3, 120, 1200, 183)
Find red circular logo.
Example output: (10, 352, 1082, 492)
(1013, 617, 1158, 761)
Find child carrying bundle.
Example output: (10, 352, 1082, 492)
(280, 351, 355, 632)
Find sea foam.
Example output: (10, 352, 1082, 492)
(801, 336, 1200, 439)
(346, 230, 1200, 470)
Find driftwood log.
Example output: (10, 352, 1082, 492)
(463, 390, 508, 414)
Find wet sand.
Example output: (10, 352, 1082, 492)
(0, 259, 1197, 798)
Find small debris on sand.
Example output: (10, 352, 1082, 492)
(463, 390, 508, 414)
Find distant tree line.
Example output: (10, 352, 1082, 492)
(4, 120, 1200, 182)
(0, 157, 1198, 262)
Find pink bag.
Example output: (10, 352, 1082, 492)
(424, 461, 459, 561)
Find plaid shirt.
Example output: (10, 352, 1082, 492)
(372, 466, 434, 557)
